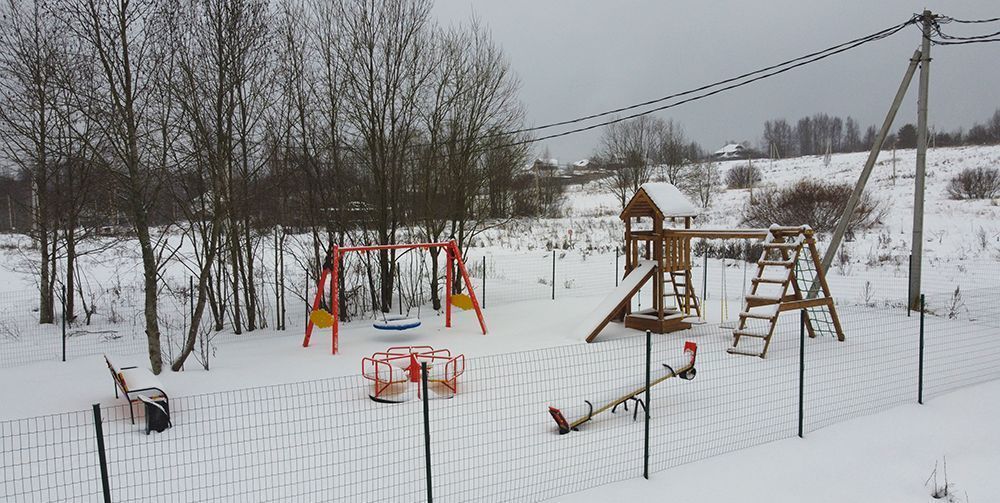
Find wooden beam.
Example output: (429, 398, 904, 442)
(664, 229, 770, 239)
(777, 297, 835, 312)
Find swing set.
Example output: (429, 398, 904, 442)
(302, 240, 487, 354)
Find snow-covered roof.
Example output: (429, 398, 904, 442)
(714, 143, 745, 155)
(572, 159, 590, 168)
(636, 182, 700, 217)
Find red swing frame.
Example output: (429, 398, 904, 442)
(302, 240, 488, 354)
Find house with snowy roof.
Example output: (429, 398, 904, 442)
(712, 143, 746, 159)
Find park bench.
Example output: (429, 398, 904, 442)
(103, 355, 170, 428)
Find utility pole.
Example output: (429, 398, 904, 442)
(909, 10, 933, 310)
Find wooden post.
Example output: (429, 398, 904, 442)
(654, 215, 663, 321)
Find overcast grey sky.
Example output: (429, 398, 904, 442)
(433, 1, 999, 161)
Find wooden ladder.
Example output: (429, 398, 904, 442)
(728, 226, 846, 358)
(667, 269, 701, 318)
(728, 229, 803, 358)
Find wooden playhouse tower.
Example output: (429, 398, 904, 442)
(588, 182, 844, 358)
(616, 183, 702, 334)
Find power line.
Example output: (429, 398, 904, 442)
(940, 16, 1000, 24)
(924, 13, 1000, 45)
(488, 15, 919, 139)
(314, 10, 989, 168)
(381, 15, 919, 164)
(327, 15, 923, 159)
(484, 18, 917, 153)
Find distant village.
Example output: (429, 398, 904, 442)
(526, 142, 753, 184)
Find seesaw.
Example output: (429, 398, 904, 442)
(547, 341, 697, 434)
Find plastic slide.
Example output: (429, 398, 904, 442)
(577, 260, 658, 342)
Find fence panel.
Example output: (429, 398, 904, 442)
(2, 258, 1000, 501)
(0, 410, 102, 502)
(923, 286, 1000, 400)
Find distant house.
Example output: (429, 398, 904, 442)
(572, 159, 590, 169)
(712, 143, 746, 160)
(532, 157, 560, 173)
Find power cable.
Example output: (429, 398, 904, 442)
(485, 15, 920, 139)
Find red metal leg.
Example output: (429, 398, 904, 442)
(332, 246, 339, 355)
(446, 249, 453, 328)
(451, 241, 488, 335)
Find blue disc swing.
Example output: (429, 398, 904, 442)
(373, 248, 425, 332)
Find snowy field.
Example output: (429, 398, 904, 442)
(577, 378, 1000, 503)
(1, 145, 999, 501)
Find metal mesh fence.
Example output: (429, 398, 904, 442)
(1, 254, 999, 502)
(2, 292, 997, 502)
(99, 377, 426, 502)
(0, 282, 304, 371)
(923, 286, 1000, 400)
(0, 409, 102, 502)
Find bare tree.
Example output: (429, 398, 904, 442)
(685, 159, 720, 209)
(61, 0, 172, 373)
(761, 118, 796, 158)
(0, 0, 64, 324)
(439, 21, 525, 293)
(336, 0, 436, 311)
(656, 118, 689, 184)
(597, 116, 659, 208)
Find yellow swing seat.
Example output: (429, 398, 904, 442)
(452, 293, 474, 311)
(310, 309, 334, 328)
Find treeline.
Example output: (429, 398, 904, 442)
(0, 0, 535, 373)
(591, 116, 705, 208)
(761, 108, 1000, 158)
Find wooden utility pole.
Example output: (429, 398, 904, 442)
(909, 10, 933, 310)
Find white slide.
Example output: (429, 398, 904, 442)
(578, 260, 658, 343)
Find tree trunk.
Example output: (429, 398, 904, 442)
(136, 222, 163, 374)
(227, 224, 243, 334)
(429, 247, 441, 310)
(37, 220, 53, 324)
(242, 224, 257, 331)
(378, 247, 393, 313)
(172, 222, 221, 370)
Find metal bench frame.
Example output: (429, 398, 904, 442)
(104, 355, 170, 425)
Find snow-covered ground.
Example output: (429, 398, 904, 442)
(576, 378, 1000, 503)
(1, 145, 999, 502)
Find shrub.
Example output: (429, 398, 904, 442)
(742, 179, 883, 234)
(725, 163, 762, 189)
(946, 167, 1000, 200)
